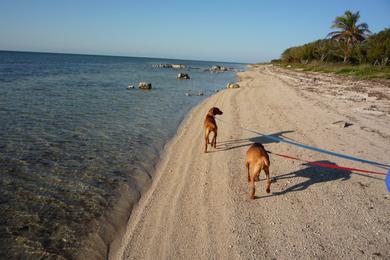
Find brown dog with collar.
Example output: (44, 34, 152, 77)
(204, 107, 223, 153)
(245, 143, 271, 199)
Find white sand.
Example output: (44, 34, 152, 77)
(111, 65, 390, 259)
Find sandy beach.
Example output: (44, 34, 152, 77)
(111, 65, 390, 259)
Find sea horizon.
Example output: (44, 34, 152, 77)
(0, 49, 247, 65)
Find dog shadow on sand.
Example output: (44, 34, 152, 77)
(253, 161, 352, 199)
(215, 130, 295, 152)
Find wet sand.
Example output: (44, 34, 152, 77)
(111, 65, 390, 259)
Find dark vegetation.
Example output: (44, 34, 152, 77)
(273, 11, 390, 79)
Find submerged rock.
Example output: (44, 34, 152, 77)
(226, 82, 240, 89)
(138, 82, 152, 90)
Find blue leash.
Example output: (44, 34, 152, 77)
(217, 118, 390, 169)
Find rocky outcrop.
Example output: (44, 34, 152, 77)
(226, 82, 240, 89)
(172, 64, 186, 69)
(209, 65, 233, 72)
(138, 82, 152, 89)
(153, 64, 186, 69)
(177, 73, 190, 80)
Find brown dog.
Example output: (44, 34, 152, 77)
(245, 143, 271, 199)
(204, 107, 223, 153)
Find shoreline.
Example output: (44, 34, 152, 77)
(111, 65, 389, 259)
(109, 82, 233, 260)
(107, 87, 228, 259)
(77, 72, 241, 259)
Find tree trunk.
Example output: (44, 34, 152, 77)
(342, 39, 352, 63)
(382, 57, 389, 66)
(343, 42, 349, 63)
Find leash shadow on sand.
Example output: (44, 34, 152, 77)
(214, 130, 295, 152)
(253, 160, 354, 200)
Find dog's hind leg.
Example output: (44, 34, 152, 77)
(250, 164, 261, 199)
(249, 178, 256, 199)
(264, 166, 271, 193)
(204, 129, 210, 153)
(212, 130, 217, 148)
(254, 162, 262, 182)
(246, 162, 250, 182)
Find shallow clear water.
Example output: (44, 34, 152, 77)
(0, 51, 243, 258)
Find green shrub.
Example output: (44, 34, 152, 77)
(280, 28, 390, 67)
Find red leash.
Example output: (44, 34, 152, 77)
(267, 151, 387, 176)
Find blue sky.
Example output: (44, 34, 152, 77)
(0, 0, 389, 63)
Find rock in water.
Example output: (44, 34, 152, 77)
(177, 73, 190, 80)
(138, 82, 152, 89)
(211, 65, 221, 71)
(127, 84, 135, 89)
(210, 65, 232, 72)
(152, 64, 186, 69)
(171, 64, 186, 69)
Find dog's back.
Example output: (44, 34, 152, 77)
(246, 143, 270, 167)
(204, 114, 217, 131)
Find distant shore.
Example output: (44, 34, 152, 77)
(110, 65, 390, 259)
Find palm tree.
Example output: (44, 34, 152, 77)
(327, 10, 371, 63)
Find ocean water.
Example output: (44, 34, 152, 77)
(0, 51, 243, 259)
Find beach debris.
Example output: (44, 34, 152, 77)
(332, 120, 353, 128)
(226, 82, 240, 89)
(138, 82, 152, 90)
(152, 63, 186, 69)
(177, 73, 190, 80)
(127, 84, 135, 89)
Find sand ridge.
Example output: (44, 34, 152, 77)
(112, 65, 390, 259)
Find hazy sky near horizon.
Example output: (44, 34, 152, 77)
(0, 0, 389, 63)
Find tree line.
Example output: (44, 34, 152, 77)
(278, 11, 390, 66)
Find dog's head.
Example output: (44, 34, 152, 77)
(208, 107, 223, 116)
